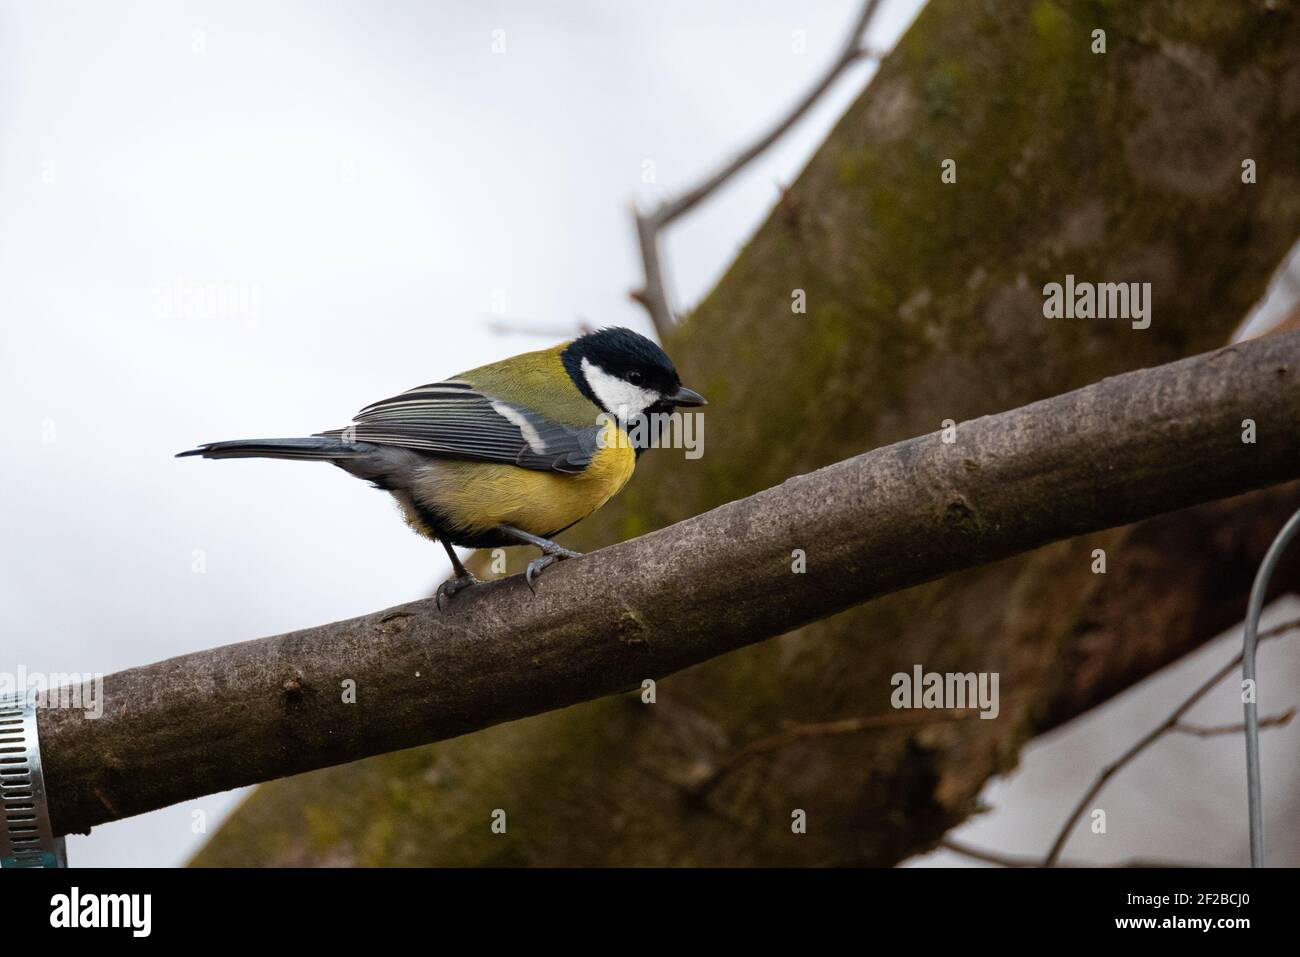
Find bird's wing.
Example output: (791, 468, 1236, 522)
(317, 380, 603, 474)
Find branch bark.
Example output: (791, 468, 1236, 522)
(41, 330, 1300, 836)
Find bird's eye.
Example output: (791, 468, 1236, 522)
(627, 370, 643, 385)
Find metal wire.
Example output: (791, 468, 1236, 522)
(1242, 506, 1300, 867)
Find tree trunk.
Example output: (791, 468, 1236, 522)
(194, 0, 1300, 866)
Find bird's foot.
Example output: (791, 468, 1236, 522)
(541, 542, 583, 559)
(436, 571, 480, 610)
(525, 555, 558, 592)
(525, 547, 583, 592)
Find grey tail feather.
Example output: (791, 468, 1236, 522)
(175, 437, 375, 461)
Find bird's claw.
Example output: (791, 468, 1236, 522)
(525, 555, 559, 592)
(436, 572, 479, 611)
(524, 546, 585, 592)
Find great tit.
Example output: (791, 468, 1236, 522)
(178, 326, 705, 606)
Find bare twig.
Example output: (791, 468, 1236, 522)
(939, 838, 1204, 870)
(485, 317, 595, 339)
(939, 838, 1040, 868)
(1174, 708, 1296, 738)
(691, 706, 998, 798)
(630, 0, 886, 337)
(1043, 618, 1300, 867)
(692, 690, 1032, 797)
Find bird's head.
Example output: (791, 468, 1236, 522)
(561, 327, 706, 419)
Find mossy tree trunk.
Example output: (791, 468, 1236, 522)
(194, 0, 1300, 866)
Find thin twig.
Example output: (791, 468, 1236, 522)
(631, 0, 886, 337)
(1043, 618, 1300, 867)
(940, 838, 1039, 867)
(1174, 708, 1296, 738)
(690, 704, 999, 798)
(485, 317, 595, 339)
(939, 838, 1204, 870)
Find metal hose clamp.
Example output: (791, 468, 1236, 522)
(0, 694, 67, 868)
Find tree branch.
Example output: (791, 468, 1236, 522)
(631, 0, 884, 337)
(39, 330, 1300, 836)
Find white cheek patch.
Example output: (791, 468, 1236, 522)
(580, 357, 659, 418)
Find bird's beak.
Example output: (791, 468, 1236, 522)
(667, 385, 707, 407)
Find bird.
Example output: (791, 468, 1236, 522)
(177, 326, 706, 607)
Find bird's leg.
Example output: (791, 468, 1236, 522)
(435, 538, 479, 610)
(495, 525, 584, 591)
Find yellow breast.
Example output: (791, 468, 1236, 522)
(409, 423, 637, 540)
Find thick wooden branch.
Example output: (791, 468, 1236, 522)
(40, 331, 1300, 836)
